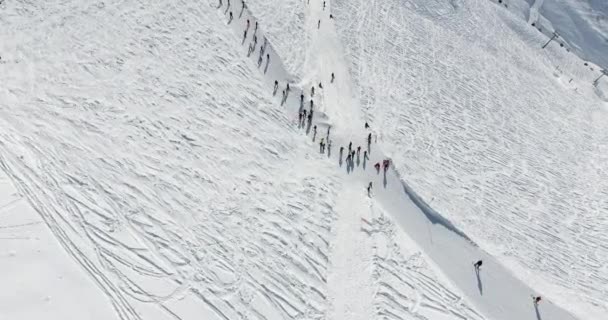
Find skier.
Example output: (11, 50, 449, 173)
(383, 159, 390, 172)
(303, 109, 308, 119)
(298, 111, 303, 124)
(367, 182, 372, 195)
(474, 260, 482, 271)
(363, 150, 368, 159)
(326, 125, 331, 138)
(533, 296, 542, 305)
(300, 93, 304, 102)
(351, 150, 355, 158)
(323, 1, 326, 10)
(310, 99, 314, 109)
(348, 141, 352, 152)
(307, 111, 313, 122)
(340, 146, 344, 154)
(368, 133, 372, 144)
(313, 125, 317, 134)
(319, 82, 323, 89)
(365, 122, 370, 129)
(357, 146, 361, 155)
(229, 11, 233, 21)
(311, 86, 315, 97)
(246, 19, 250, 29)
(374, 162, 381, 173)
(266, 53, 270, 63)
(286, 83, 290, 92)
(318, 19, 321, 28)
(331, 72, 335, 83)
(255, 21, 258, 32)
(320, 138, 325, 152)
(329, 14, 334, 19)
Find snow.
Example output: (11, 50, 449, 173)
(0, 0, 607, 319)
(332, 0, 608, 318)
(515, 0, 608, 69)
(0, 169, 118, 320)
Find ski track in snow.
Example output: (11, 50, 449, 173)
(333, 0, 608, 317)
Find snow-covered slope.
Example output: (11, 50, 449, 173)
(0, 0, 606, 319)
(513, 0, 608, 69)
(331, 0, 608, 318)
(0, 0, 485, 319)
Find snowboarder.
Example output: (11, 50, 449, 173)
(374, 162, 381, 173)
(533, 296, 542, 305)
(331, 72, 335, 83)
(474, 260, 482, 271)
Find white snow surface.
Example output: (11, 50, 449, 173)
(0, 0, 606, 320)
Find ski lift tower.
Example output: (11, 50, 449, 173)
(593, 69, 608, 87)
(542, 31, 559, 49)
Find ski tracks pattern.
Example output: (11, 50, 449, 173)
(0, 1, 342, 319)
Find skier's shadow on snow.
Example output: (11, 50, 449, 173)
(534, 303, 542, 320)
(475, 268, 483, 295)
(264, 58, 270, 74)
(383, 171, 388, 188)
(239, 3, 245, 18)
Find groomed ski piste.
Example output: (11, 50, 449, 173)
(0, 0, 607, 319)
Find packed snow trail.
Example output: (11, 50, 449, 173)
(228, 0, 579, 319)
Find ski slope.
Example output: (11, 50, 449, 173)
(0, 0, 606, 319)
